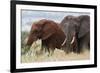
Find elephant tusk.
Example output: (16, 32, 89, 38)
(61, 38, 67, 46)
(71, 36, 75, 44)
(24, 37, 28, 45)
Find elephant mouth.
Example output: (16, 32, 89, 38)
(61, 36, 75, 46)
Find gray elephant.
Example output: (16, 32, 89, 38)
(60, 15, 90, 53)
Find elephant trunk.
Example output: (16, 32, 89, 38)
(64, 30, 73, 53)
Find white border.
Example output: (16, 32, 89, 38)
(16, 4, 94, 69)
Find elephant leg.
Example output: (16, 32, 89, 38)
(40, 45, 44, 55)
(42, 41, 54, 56)
(63, 47, 70, 54)
(48, 48, 55, 56)
(41, 46, 50, 56)
(72, 38, 79, 53)
(47, 45, 55, 56)
(76, 36, 80, 53)
(79, 33, 90, 52)
(63, 43, 72, 54)
(42, 41, 49, 54)
(80, 41, 89, 51)
(79, 40, 88, 52)
(88, 42, 90, 50)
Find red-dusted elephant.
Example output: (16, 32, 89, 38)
(26, 19, 66, 55)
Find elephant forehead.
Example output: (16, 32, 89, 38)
(31, 24, 38, 30)
(62, 22, 76, 29)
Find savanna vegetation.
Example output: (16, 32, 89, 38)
(21, 31, 90, 63)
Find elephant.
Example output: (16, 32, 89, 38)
(26, 19, 66, 55)
(60, 15, 90, 53)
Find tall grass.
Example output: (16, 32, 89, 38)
(21, 31, 90, 63)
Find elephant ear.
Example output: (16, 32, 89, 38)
(40, 20, 56, 40)
(78, 15, 90, 38)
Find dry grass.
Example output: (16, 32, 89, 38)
(21, 40, 90, 63)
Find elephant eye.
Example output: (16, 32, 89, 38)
(32, 30, 38, 34)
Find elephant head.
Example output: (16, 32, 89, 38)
(60, 15, 90, 53)
(26, 19, 57, 47)
(60, 15, 79, 52)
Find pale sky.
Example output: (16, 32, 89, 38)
(21, 10, 90, 31)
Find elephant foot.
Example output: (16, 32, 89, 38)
(64, 49, 71, 54)
(47, 52, 53, 57)
(47, 48, 55, 57)
(72, 48, 81, 54)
